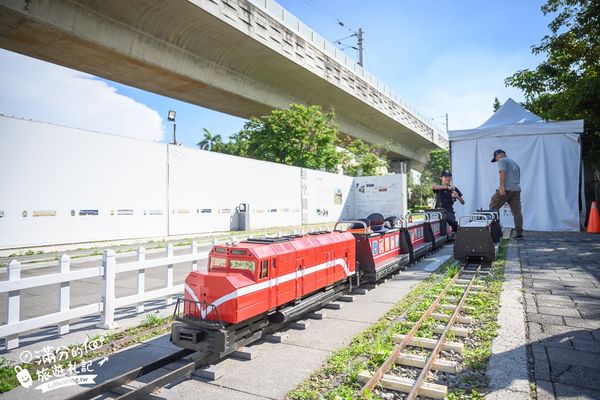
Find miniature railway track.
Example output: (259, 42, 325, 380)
(66, 336, 267, 400)
(359, 261, 489, 399)
(66, 347, 203, 400)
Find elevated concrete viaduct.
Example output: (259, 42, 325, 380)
(0, 0, 446, 168)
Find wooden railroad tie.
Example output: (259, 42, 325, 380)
(338, 295, 355, 302)
(396, 352, 457, 373)
(306, 311, 327, 319)
(463, 270, 490, 276)
(454, 284, 485, 291)
(440, 303, 475, 313)
(357, 371, 447, 399)
(431, 312, 475, 324)
(433, 324, 471, 337)
(392, 334, 464, 354)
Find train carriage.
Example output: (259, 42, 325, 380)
(454, 211, 502, 262)
(424, 210, 447, 250)
(342, 213, 410, 283)
(426, 208, 455, 241)
(400, 216, 432, 263)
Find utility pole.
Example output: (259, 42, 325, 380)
(445, 113, 449, 135)
(334, 28, 364, 66)
(357, 28, 364, 66)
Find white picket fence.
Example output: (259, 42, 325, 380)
(0, 242, 209, 350)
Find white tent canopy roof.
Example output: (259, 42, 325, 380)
(449, 98, 583, 141)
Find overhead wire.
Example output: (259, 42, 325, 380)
(295, 0, 444, 128)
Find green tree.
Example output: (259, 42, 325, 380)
(425, 149, 451, 177)
(196, 128, 222, 151)
(235, 104, 341, 171)
(206, 103, 388, 176)
(407, 149, 451, 209)
(505, 0, 599, 199)
(493, 97, 501, 112)
(339, 138, 389, 176)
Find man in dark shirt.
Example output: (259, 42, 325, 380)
(431, 170, 464, 232)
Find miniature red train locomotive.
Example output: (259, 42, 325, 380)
(171, 211, 452, 354)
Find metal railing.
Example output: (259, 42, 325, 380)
(0, 242, 209, 350)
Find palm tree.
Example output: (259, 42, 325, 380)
(197, 128, 222, 151)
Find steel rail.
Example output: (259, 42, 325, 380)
(66, 348, 194, 400)
(114, 350, 217, 400)
(405, 264, 481, 400)
(360, 265, 465, 394)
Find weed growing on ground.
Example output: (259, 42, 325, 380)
(141, 313, 169, 328)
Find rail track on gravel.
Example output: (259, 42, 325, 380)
(358, 262, 491, 399)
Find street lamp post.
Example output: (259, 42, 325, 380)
(168, 110, 177, 145)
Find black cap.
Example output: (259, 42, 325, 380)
(491, 149, 505, 162)
(440, 170, 452, 177)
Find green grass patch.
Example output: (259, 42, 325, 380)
(71, 250, 102, 259)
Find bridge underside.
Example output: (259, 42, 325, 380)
(0, 0, 438, 168)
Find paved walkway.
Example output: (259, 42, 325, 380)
(520, 232, 600, 400)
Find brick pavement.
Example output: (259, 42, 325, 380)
(520, 232, 600, 400)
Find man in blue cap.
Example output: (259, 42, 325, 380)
(489, 149, 523, 238)
(432, 170, 464, 232)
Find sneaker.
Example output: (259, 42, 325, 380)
(514, 233, 524, 239)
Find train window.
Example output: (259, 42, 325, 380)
(260, 260, 268, 279)
(210, 257, 226, 269)
(214, 247, 226, 254)
(230, 260, 255, 273)
(231, 249, 247, 255)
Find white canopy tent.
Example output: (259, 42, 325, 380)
(449, 98, 584, 232)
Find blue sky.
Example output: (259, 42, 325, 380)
(0, 0, 552, 149)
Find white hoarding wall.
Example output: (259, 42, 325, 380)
(0, 117, 169, 248)
(0, 116, 407, 248)
(352, 174, 407, 219)
(168, 145, 302, 234)
(301, 169, 354, 225)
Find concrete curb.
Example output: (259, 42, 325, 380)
(485, 240, 531, 400)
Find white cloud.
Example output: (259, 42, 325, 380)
(0, 49, 165, 141)
(407, 47, 537, 131)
